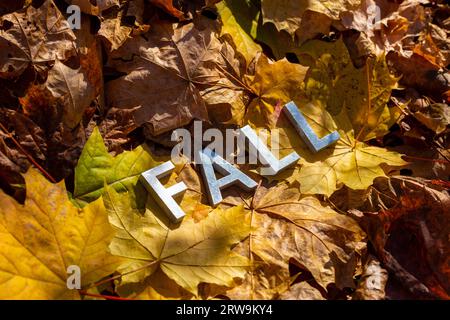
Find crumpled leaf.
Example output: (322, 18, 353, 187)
(150, 0, 185, 20)
(0, 0, 77, 78)
(65, 0, 119, 16)
(0, 108, 90, 187)
(73, 127, 163, 206)
(413, 103, 450, 134)
(351, 176, 450, 299)
(98, 11, 133, 51)
(352, 255, 388, 300)
(341, 0, 429, 58)
(0, 169, 121, 299)
(103, 185, 251, 295)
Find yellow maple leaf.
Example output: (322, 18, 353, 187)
(0, 169, 121, 300)
(244, 55, 309, 128)
(103, 185, 251, 296)
(247, 40, 407, 196)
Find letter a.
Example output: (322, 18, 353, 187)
(67, 5, 81, 30)
(67, 265, 81, 290)
(198, 148, 258, 206)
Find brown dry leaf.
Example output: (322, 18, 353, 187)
(352, 176, 450, 299)
(0, 0, 77, 78)
(341, 0, 429, 58)
(46, 60, 96, 129)
(221, 184, 367, 295)
(99, 15, 133, 51)
(388, 51, 450, 101)
(65, 0, 119, 16)
(413, 103, 450, 135)
(352, 255, 388, 300)
(150, 0, 185, 20)
(98, 3, 151, 52)
(16, 15, 101, 131)
(279, 282, 325, 300)
(0, 108, 91, 185)
(222, 240, 292, 300)
(261, 0, 360, 35)
(98, 107, 139, 152)
(106, 18, 249, 136)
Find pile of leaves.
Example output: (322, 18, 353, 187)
(0, 0, 449, 300)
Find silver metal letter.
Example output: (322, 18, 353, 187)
(198, 148, 258, 206)
(240, 125, 300, 176)
(283, 101, 340, 153)
(140, 161, 187, 223)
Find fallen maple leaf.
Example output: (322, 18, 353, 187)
(244, 55, 309, 128)
(253, 39, 407, 196)
(261, 0, 360, 35)
(220, 183, 367, 296)
(0, 0, 77, 78)
(351, 176, 450, 299)
(0, 169, 121, 299)
(216, 0, 262, 66)
(106, 17, 249, 135)
(73, 127, 164, 207)
(46, 60, 96, 129)
(103, 185, 251, 296)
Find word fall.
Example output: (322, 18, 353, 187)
(140, 101, 340, 222)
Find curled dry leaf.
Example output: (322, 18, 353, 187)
(352, 255, 388, 300)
